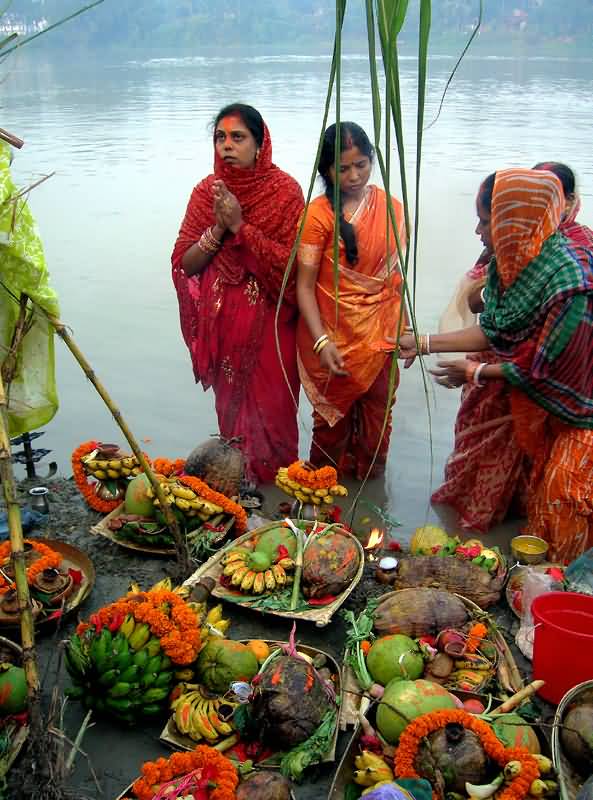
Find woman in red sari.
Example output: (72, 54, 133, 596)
(296, 122, 406, 479)
(172, 104, 304, 483)
(431, 162, 592, 533)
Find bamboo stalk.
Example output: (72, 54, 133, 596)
(490, 680, 545, 716)
(48, 316, 191, 580)
(0, 127, 24, 150)
(0, 374, 42, 734)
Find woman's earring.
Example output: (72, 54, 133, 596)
(256, 149, 260, 161)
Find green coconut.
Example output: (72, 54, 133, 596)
(196, 639, 259, 694)
(0, 664, 27, 715)
(366, 634, 424, 686)
(255, 527, 297, 561)
(124, 474, 155, 517)
(376, 678, 458, 744)
(492, 713, 541, 754)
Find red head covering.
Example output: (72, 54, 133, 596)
(490, 168, 564, 289)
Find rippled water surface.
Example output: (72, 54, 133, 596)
(3, 50, 593, 531)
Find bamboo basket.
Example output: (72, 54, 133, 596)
(0, 636, 29, 776)
(0, 538, 95, 628)
(90, 504, 234, 558)
(159, 639, 342, 767)
(340, 590, 524, 729)
(184, 521, 365, 628)
(552, 679, 593, 800)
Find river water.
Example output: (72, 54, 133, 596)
(3, 49, 593, 537)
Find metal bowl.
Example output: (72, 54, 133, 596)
(510, 535, 549, 565)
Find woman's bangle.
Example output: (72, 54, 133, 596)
(197, 226, 221, 255)
(480, 287, 486, 304)
(474, 362, 488, 386)
(465, 361, 478, 384)
(313, 334, 329, 354)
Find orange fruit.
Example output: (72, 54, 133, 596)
(247, 640, 270, 663)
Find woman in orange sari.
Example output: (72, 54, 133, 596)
(296, 123, 406, 479)
(398, 168, 593, 564)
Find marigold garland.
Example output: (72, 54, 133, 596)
(466, 622, 489, 653)
(394, 709, 539, 800)
(178, 475, 247, 533)
(130, 746, 238, 800)
(71, 441, 122, 514)
(153, 457, 186, 477)
(0, 540, 62, 595)
(76, 589, 200, 665)
(286, 460, 337, 490)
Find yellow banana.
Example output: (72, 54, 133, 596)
(85, 459, 99, 470)
(108, 459, 122, 470)
(314, 488, 329, 497)
(311, 495, 321, 505)
(222, 550, 248, 566)
(205, 605, 224, 625)
(264, 569, 276, 591)
(276, 558, 294, 570)
(271, 564, 287, 586)
(172, 485, 197, 501)
(96, 460, 109, 469)
(323, 495, 334, 504)
(192, 697, 219, 741)
(174, 496, 192, 512)
(145, 486, 154, 498)
(299, 486, 313, 495)
(240, 571, 256, 592)
(151, 577, 173, 592)
(173, 584, 191, 599)
(253, 573, 265, 594)
(107, 469, 120, 479)
(189, 499, 204, 511)
(121, 467, 132, 477)
(131, 467, 141, 476)
(223, 560, 248, 577)
(230, 565, 249, 586)
(213, 618, 231, 635)
(294, 491, 308, 503)
(93, 469, 107, 480)
(174, 669, 195, 681)
(206, 700, 233, 736)
(127, 581, 141, 595)
(122, 457, 136, 468)
(119, 614, 136, 638)
(159, 483, 171, 495)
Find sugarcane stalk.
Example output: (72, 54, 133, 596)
(0, 374, 42, 733)
(290, 526, 304, 611)
(48, 316, 191, 580)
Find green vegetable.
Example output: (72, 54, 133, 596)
(280, 708, 337, 782)
(342, 601, 379, 691)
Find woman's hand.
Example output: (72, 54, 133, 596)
(429, 359, 467, 389)
(319, 342, 349, 377)
(213, 179, 243, 234)
(385, 332, 418, 368)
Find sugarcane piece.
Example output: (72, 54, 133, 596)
(48, 316, 190, 579)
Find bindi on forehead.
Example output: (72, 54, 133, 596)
(218, 116, 245, 134)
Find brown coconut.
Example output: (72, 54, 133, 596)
(415, 722, 490, 794)
(374, 588, 469, 638)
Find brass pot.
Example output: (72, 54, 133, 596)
(510, 535, 548, 565)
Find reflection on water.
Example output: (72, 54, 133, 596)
(3, 50, 592, 536)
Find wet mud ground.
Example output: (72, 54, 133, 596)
(2, 475, 547, 800)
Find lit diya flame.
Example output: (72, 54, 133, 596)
(364, 528, 384, 560)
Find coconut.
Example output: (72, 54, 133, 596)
(196, 639, 258, 694)
(124, 474, 155, 517)
(492, 713, 541, 754)
(376, 678, 458, 744)
(366, 634, 424, 686)
(0, 664, 27, 714)
(561, 704, 593, 775)
(415, 722, 490, 793)
(236, 772, 293, 800)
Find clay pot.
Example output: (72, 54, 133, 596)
(33, 567, 70, 594)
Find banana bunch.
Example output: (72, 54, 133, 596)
(82, 453, 141, 481)
(64, 617, 176, 724)
(354, 750, 394, 788)
(171, 684, 238, 743)
(275, 467, 348, 505)
(145, 480, 224, 522)
(221, 548, 294, 595)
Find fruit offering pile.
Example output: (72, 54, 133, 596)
(410, 526, 503, 575)
(275, 461, 348, 506)
(64, 579, 229, 724)
(220, 526, 297, 597)
(82, 451, 142, 481)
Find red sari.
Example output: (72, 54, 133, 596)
(171, 124, 304, 483)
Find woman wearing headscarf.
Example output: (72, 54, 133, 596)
(172, 104, 304, 483)
(398, 168, 593, 563)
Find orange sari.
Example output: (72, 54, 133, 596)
(297, 186, 406, 477)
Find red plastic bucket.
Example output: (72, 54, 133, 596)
(532, 591, 593, 704)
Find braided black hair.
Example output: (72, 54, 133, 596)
(318, 122, 374, 266)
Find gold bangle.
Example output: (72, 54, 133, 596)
(316, 338, 330, 355)
(313, 334, 329, 354)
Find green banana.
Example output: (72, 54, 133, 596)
(90, 628, 113, 672)
(115, 643, 133, 671)
(128, 623, 151, 652)
(105, 697, 134, 713)
(132, 648, 149, 669)
(98, 668, 120, 687)
(141, 671, 158, 689)
(119, 614, 136, 639)
(160, 655, 172, 671)
(154, 671, 173, 688)
(141, 703, 162, 716)
(119, 665, 140, 683)
(141, 686, 169, 703)
(144, 655, 162, 675)
(64, 645, 88, 680)
(95, 697, 106, 714)
(64, 684, 85, 699)
(108, 682, 132, 698)
(145, 637, 161, 658)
